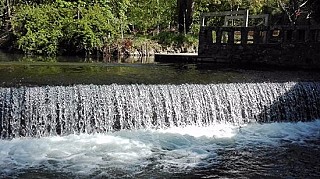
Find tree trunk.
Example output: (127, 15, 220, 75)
(4, 0, 11, 32)
(177, 0, 193, 34)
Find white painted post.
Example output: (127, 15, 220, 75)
(202, 15, 205, 26)
(243, 10, 249, 27)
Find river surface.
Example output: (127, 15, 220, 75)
(0, 121, 320, 178)
(1, 50, 320, 87)
(0, 50, 320, 178)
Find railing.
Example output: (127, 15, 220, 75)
(199, 25, 320, 46)
(201, 10, 250, 27)
(201, 10, 269, 27)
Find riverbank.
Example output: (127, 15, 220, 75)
(101, 35, 198, 59)
(0, 31, 198, 60)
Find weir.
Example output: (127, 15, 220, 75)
(1, 82, 320, 139)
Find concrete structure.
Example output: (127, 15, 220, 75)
(198, 24, 320, 69)
(156, 10, 320, 69)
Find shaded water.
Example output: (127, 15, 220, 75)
(0, 51, 320, 178)
(1, 50, 320, 87)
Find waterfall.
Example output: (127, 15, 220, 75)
(1, 82, 320, 139)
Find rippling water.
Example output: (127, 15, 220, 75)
(1, 120, 319, 178)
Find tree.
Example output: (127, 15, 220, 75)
(2, 0, 12, 32)
(277, 0, 320, 24)
(306, 0, 320, 23)
(11, 2, 118, 55)
(177, 0, 193, 34)
(127, 0, 176, 34)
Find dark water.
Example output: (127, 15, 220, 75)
(0, 50, 320, 179)
(1, 50, 320, 87)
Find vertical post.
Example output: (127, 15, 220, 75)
(228, 30, 234, 44)
(121, 21, 124, 39)
(305, 28, 309, 42)
(207, 28, 212, 45)
(216, 28, 222, 44)
(224, 16, 228, 26)
(292, 29, 297, 42)
(264, 14, 269, 26)
(253, 28, 260, 44)
(241, 27, 248, 44)
(264, 28, 273, 43)
(243, 10, 249, 27)
(184, 9, 187, 35)
(157, 0, 160, 34)
(202, 16, 205, 26)
(5, 0, 11, 32)
(314, 30, 317, 42)
(146, 43, 148, 57)
(309, 30, 314, 42)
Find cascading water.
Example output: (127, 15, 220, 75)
(1, 82, 320, 139)
(1, 81, 320, 178)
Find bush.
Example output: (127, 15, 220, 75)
(12, 3, 117, 56)
(152, 31, 198, 47)
(61, 4, 116, 55)
(12, 5, 63, 55)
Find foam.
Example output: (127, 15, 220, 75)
(1, 120, 319, 177)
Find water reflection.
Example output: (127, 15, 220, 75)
(104, 56, 154, 64)
(0, 50, 320, 88)
(0, 50, 154, 64)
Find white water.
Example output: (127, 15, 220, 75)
(1, 82, 320, 138)
(1, 82, 320, 177)
(0, 120, 319, 178)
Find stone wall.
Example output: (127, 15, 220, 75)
(198, 25, 320, 69)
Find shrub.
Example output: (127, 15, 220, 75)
(12, 3, 117, 56)
(12, 4, 63, 55)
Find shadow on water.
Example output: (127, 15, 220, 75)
(184, 82, 320, 178)
(188, 141, 320, 178)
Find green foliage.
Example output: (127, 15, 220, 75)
(127, 0, 176, 33)
(12, 2, 117, 55)
(12, 4, 63, 55)
(153, 31, 198, 47)
(20, 55, 57, 62)
(0, 1, 4, 29)
(2, 0, 317, 56)
(61, 4, 116, 53)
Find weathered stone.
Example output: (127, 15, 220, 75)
(197, 25, 320, 69)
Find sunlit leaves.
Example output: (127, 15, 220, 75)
(3, 0, 319, 56)
(12, 4, 63, 55)
(12, 3, 117, 55)
(127, 0, 176, 33)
